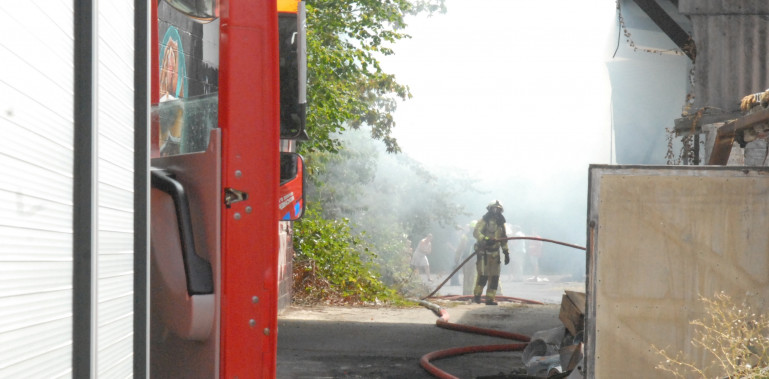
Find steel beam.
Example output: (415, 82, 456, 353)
(632, 0, 696, 61)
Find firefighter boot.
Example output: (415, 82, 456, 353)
(485, 289, 498, 305)
(473, 282, 485, 304)
(486, 277, 499, 305)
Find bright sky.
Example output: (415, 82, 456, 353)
(382, 0, 617, 181)
(378, 0, 619, 246)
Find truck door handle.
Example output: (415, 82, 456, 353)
(151, 169, 214, 295)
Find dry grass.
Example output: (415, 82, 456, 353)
(653, 292, 769, 378)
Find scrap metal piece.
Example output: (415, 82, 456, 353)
(709, 108, 769, 165)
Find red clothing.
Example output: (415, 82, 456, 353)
(527, 235, 543, 258)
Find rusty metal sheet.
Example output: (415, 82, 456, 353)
(678, 2, 769, 112)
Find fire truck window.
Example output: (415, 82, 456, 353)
(162, 0, 218, 22)
(153, 94, 218, 156)
(279, 14, 305, 139)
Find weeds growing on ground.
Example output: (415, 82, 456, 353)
(292, 206, 416, 306)
(653, 292, 769, 378)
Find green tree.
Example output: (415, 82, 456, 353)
(303, 0, 446, 154)
(304, 129, 482, 277)
(293, 205, 399, 305)
(292, 0, 454, 304)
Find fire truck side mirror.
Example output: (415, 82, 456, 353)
(279, 1, 307, 139)
(279, 152, 305, 220)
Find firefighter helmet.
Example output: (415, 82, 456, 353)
(486, 200, 503, 213)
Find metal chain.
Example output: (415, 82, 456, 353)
(616, 0, 685, 57)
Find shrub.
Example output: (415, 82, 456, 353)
(654, 292, 769, 378)
(292, 205, 401, 305)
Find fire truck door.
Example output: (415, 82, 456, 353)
(149, 129, 221, 378)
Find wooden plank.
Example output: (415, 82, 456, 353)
(559, 342, 584, 372)
(564, 290, 586, 314)
(673, 110, 738, 137)
(708, 108, 769, 165)
(559, 291, 585, 337)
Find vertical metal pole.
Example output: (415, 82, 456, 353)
(73, 0, 95, 377)
(134, 0, 150, 377)
(694, 133, 700, 165)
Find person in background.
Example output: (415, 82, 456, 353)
(462, 222, 478, 295)
(509, 224, 526, 281)
(402, 236, 413, 263)
(473, 201, 509, 305)
(527, 230, 544, 281)
(450, 227, 468, 286)
(410, 233, 433, 282)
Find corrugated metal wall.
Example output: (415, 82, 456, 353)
(0, 1, 137, 377)
(680, 0, 769, 112)
(0, 2, 76, 377)
(96, 1, 135, 377)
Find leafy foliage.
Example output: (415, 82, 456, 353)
(304, 129, 481, 275)
(292, 204, 402, 305)
(302, 0, 445, 154)
(291, 0, 453, 304)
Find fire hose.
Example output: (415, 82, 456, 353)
(422, 237, 585, 300)
(413, 297, 530, 379)
(416, 236, 586, 378)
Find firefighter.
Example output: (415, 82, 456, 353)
(472, 200, 510, 305)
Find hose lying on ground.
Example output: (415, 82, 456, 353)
(432, 295, 544, 305)
(415, 236, 586, 378)
(412, 299, 450, 322)
(415, 298, 531, 379)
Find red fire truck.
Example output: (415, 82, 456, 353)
(149, 0, 305, 376)
(0, 0, 303, 376)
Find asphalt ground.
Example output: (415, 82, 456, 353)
(277, 274, 585, 378)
